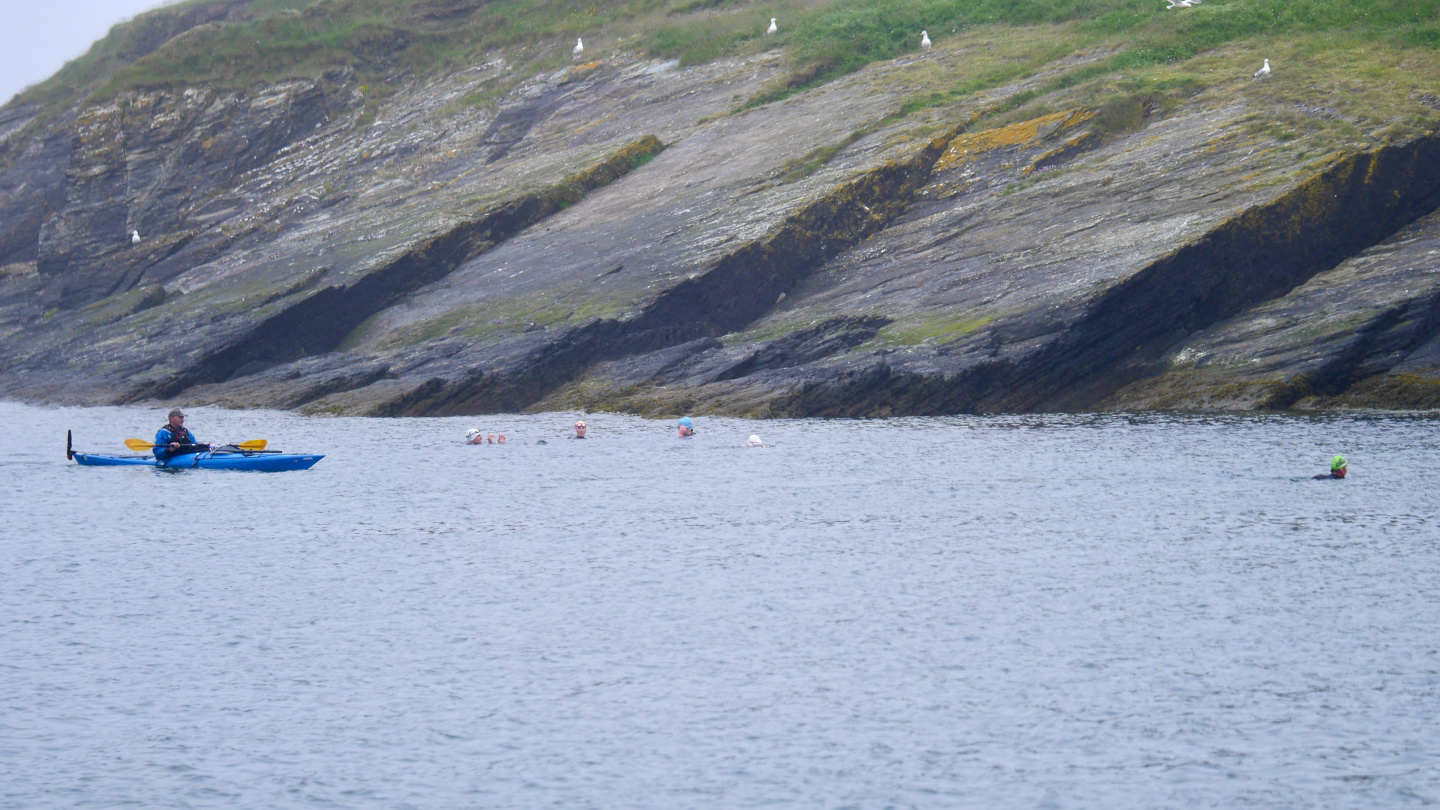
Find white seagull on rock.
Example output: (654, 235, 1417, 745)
(921, 30, 932, 50)
(1253, 58, 1271, 79)
(572, 37, 584, 59)
(130, 230, 140, 245)
(766, 17, 777, 35)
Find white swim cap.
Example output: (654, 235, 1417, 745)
(747, 435, 763, 446)
(466, 428, 481, 440)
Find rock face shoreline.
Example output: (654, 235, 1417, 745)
(3, 38, 1440, 416)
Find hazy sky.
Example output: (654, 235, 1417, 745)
(1, 0, 171, 105)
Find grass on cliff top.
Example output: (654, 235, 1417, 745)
(967, 30, 1440, 159)
(9, 0, 324, 115)
(729, 0, 1440, 105)
(9, 0, 1440, 130)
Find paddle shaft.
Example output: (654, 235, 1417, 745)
(124, 438, 267, 451)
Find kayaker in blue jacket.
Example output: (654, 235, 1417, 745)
(154, 407, 209, 461)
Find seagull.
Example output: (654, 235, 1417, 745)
(766, 17, 777, 35)
(921, 30, 932, 50)
(1253, 58, 1271, 79)
(130, 230, 140, 245)
(572, 37, 583, 60)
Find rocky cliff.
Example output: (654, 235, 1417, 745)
(3, 0, 1440, 416)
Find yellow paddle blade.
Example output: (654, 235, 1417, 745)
(123, 435, 267, 446)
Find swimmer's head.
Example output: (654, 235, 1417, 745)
(678, 416, 694, 429)
(574, 420, 587, 437)
(466, 428, 481, 441)
(747, 435, 763, 446)
(1331, 454, 1347, 471)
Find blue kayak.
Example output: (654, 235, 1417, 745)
(72, 450, 323, 472)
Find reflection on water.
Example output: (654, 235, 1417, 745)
(3, 401, 1439, 808)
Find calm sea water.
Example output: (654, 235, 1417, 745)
(2, 400, 1439, 809)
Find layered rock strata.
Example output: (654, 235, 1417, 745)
(1107, 207, 1440, 411)
(3, 41, 1440, 416)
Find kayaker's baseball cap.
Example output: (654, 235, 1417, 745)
(678, 416, 694, 428)
(168, 407, 185, 418)
(466, 428, 481, 441)
(1331, 454, 1347, 470)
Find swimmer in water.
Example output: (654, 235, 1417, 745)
(497, 434, 506, 444)
(677, 416, 695, 438)
(1314, 455, 1347, 479)
(573, 421, 587, 439)
(466, 428, 484, 445)
(746, 434, 767, 447)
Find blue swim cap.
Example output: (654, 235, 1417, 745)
(678, 416, 694, 428)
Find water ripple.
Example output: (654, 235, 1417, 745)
(2, 402, 1439, 808)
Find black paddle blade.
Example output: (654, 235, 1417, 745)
(67, 430, 73, 460)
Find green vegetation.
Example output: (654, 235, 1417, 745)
(660, 0, 1440, 101)
(875, 313, 996, 346)
(11, 0, 324, 121)
(8, 0, 1440, 139)
(360, 290, 628, 351)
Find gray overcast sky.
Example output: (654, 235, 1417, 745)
(1, 0, 172, 105)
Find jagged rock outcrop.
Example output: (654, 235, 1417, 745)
(3, 25, 1440, 416)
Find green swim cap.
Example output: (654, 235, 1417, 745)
(1331, 455, 1347, 470)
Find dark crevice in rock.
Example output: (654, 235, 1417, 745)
(1027, 133, 1440, 411)
(712, 316, 892, 382)
(260, 361, 395, 410)
(1261, 289, 1440, 409)
(0, 119, 75, 267)
(376, 129, 961, 416)
(769, 133, 1440, 416)
(131, 135, 665, 402)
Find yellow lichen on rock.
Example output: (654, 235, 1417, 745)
(560, 61, 605, 84)
(933, 109, 1095, 172)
